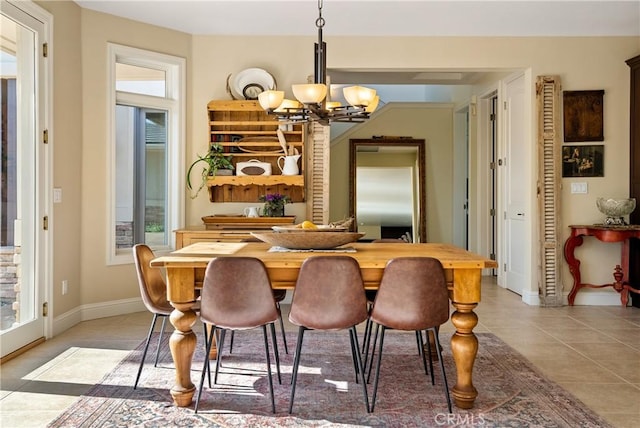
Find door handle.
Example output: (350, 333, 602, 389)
(516, 213, 525, 217)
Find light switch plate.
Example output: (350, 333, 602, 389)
(53, 188, 62, 203)
(570, 182, 588, 194)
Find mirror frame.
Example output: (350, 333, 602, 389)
(349, 138, 426, 243)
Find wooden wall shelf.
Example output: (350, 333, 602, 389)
(207, 175, 304, 186)
(206, 100, 306, 203)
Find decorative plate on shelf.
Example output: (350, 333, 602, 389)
(250, 231, 365, 250)
(226, 68, 276, 100)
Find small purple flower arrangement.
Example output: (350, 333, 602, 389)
(259, 193, 291, 217)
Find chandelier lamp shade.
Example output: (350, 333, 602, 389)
(258, 0, 379, 124)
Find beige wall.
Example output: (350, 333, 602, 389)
(36, 1, 639, 323)
(78, 10, 191, 308)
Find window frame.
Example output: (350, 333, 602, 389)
(107, 43, 185, 265)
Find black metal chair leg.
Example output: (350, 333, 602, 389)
(362, 316, 372, 352)
(349, 327, 360, 383)
(134, 314, 159, 389)
(431, 327, 452, 413)
(370, 325, 387, 412)
(153, 316, 167, 367)
(269, 322, 282, 384)
(229, 330, 235, 354)
(202, 323, 212, 388)
(276, 302, 289, 354)
(261, 325, 276, 413)
(214, 329, 226, 385)
(362, 319, 372, 372)
(350, 326, 370, 413)
(214, 328, 222, 369)
(366, 323, 380, 383)
(416, 330, 423, 357)
(195, 324, 216, 413)
(288, 326, 306, 414)
(417, 329, 430, 376)
(425, 329, 435, 385)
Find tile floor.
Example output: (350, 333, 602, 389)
(1, 278, 639, 427)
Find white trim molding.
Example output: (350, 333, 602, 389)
(52, 298, 146, 336)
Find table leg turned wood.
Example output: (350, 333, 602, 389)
(448, 268, 482, 409)
(450, 302, 479, 409)
(168, 302, 197, 407)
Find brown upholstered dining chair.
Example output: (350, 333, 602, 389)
(367, 257, 452, 413)
(132, 244, 203, 389)
(362, 239, 409, 355)
(288, 256, 370, 414)
(195, 257, 282, 414)
(228, 288, 288, 355)
(228, 238, 288, 355)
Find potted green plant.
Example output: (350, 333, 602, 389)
(187, 143, 234, 198)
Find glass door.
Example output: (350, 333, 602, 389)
(0, 1, 48, 358)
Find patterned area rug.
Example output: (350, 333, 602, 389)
(48, 330, 611, 427)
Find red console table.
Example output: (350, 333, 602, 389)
(564, 225, 640, 306)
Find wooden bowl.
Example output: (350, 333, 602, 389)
(250, 231, 365, 250)
(271, 225, 347, 232)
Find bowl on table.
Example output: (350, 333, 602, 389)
(250, 231, 365, 250)
(596, 197, 636, 225)
(271, 225, 347, 232)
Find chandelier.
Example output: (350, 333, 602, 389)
(258, 0, 379, 125)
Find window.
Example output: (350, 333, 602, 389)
(108, 44, 185, 264)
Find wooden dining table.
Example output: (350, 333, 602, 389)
(150, 241, 497, 410)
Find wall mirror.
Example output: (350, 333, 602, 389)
(349, 138, 426, 242)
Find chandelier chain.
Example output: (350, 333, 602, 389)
(316, 0, 325, 29)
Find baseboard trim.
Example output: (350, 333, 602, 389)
(564, 289, 625, 306)
(0, 337, 46, 365)
(489, 286, 623, 307)
(521, 290, 540, 306)
(53, 298, 145, 336)
(519, 290, 624, 306)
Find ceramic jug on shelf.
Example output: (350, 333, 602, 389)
(278, 154, 301, 176)
(244, 207, 260, 218)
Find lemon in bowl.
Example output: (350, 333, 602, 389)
(300, 220, 318, 230)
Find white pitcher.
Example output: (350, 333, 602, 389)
(244, 207, 260, 218)
(278, 154, 301, 176)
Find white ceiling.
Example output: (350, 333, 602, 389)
(74, 0, 639, 85)
(74, 1, 640, 37)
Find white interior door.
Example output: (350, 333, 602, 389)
(0, 1, 49, 358)
(500, 73, 529, 295)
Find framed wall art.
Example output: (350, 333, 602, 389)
(562, 144, 604, 177)
(563, 90, 604, 142)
